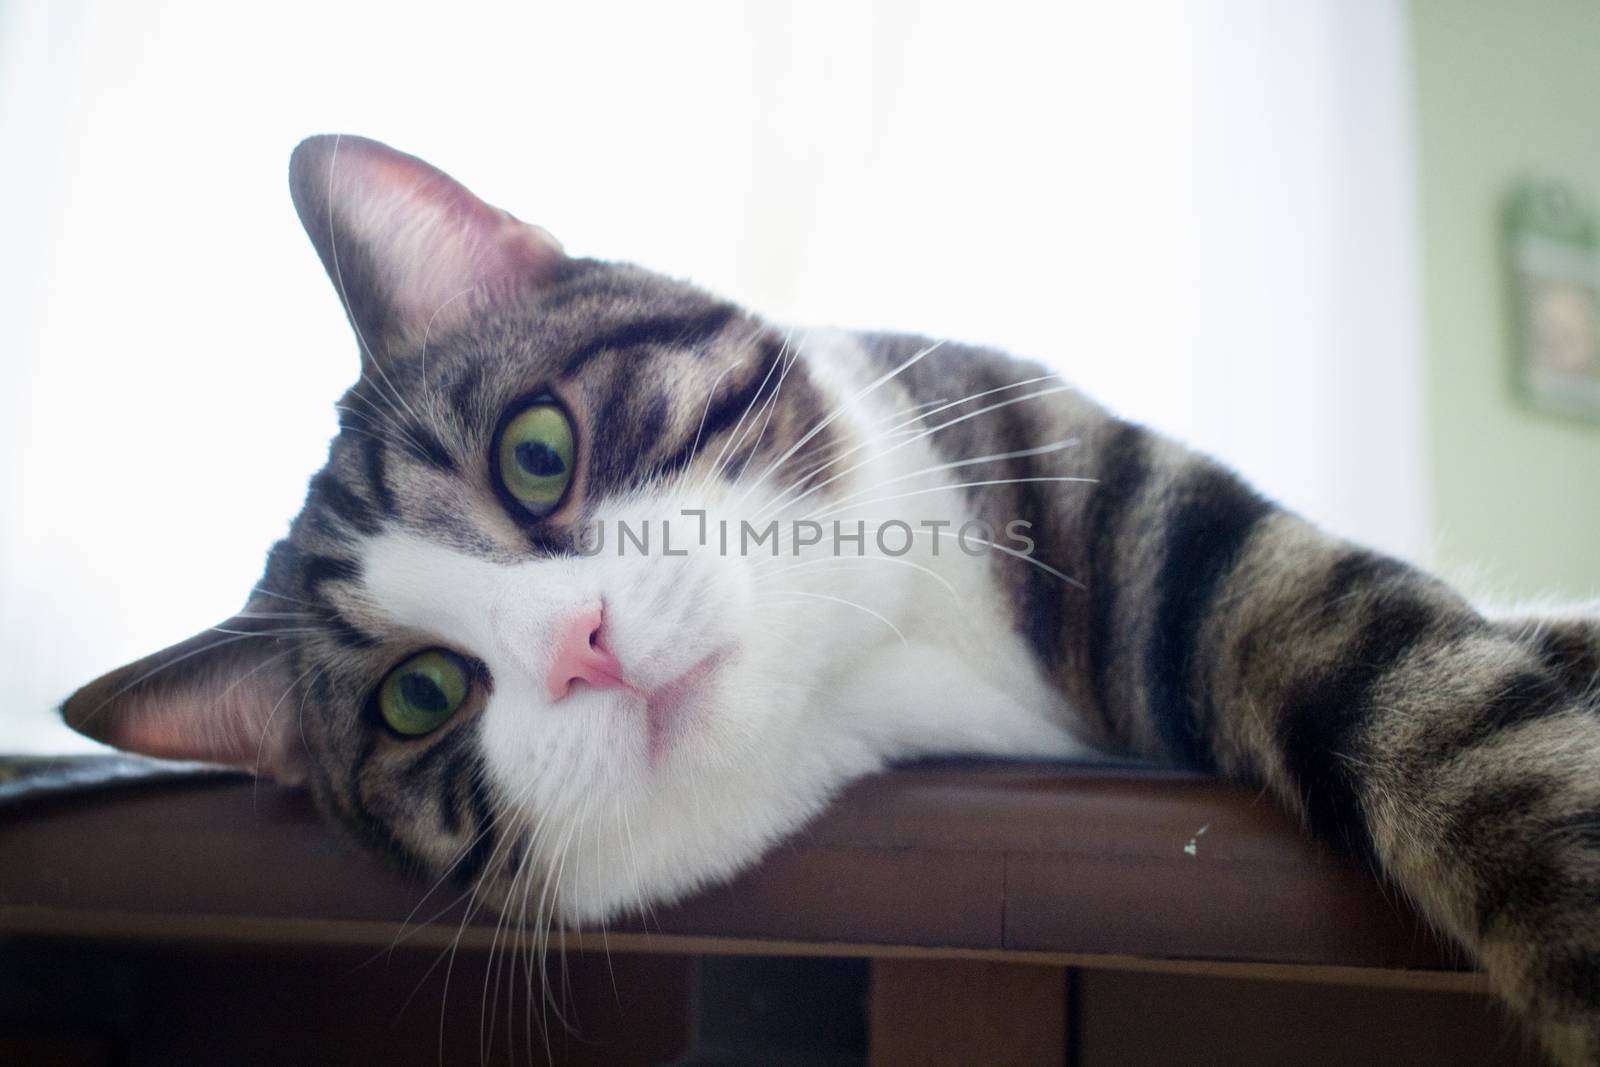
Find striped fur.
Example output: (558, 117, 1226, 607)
(869, 333, 1600, 1061)
(62, 135, 1600, 1064)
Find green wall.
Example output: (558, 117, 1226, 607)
(1412, 0, 1600, 601)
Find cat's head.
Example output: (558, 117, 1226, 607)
(61, 135, 900, 923)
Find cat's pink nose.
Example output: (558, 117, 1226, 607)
(546, 604, 626, 701)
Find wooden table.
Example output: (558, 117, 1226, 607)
(0, 761, 1535, 1065)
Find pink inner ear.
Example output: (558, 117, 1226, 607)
(106, 689, 306, 786)
(62, 625, 309, 786)
(300, 134, 564, 342)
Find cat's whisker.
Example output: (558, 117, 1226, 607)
(758, 588, 910, 645)
(751, 383, 1075, 521)
(502, 780, 592, 1062)
(707, 330, 795, 484)
(61, 632, 288, 741)
(678, 356, 748, 480)
(363, 882, 477, 977)
(750, 370, 1060, 514)
(357, 368, 427, 449)
(750, 512, 996, 561)
(518, 824, 557, 1067)
(334, 406, 435, 476)
(396, 802, 543, 1055)
(432, 770, 549, 1064)
(323, 136, 431, 440)
(500, 759, 587, 1043)
(381, 774, 539, 965)
(805, 475, 1097, 525)
(250, 660, 327, 809)
(732, 339, 946, 508)
(697, 333, 790, 493)
(746, 619, 806, 653)
(558, 786, 610, 1040)
(248, 586, 320, 609)
(477, 828, 524, 1065)
(615, 794, 660, 935)
(792, 438, 1080, 524)
(382, 883, 480, 1024)
(524, 798, 584, 1041)
(762, 505, 1086, 589)
(870, 395, 950, 427)
(741, 437, 1082, 559)
(339, 392, 435, 462)
(479, 835, 525, 1067)
(724, 333, 801, 486)
(738, 678, 833, 698)
(746, 511, 1084, 593)
(767, 392, 995, 505)
(752, 553, 963, 604)
(325, 420, 428, 466)
(418, 286, 475, 431)
(206, 625, 325, 637)
(332, 405, 411, 450)
(322, 134, 380, 375)
(499, 799, 563, 1067)
(342, 368, 439, 450)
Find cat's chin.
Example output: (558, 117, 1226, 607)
(513, 686, 881, 928)
(643, 644, 739, 767)
(543, 775, 852, 929)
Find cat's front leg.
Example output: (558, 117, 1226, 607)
(1078, 470, 1600, 1063)
(827, 641, 1091, 764)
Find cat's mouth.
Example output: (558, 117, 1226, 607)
(641, 646, 736, 765)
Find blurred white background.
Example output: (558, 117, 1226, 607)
(0, 0, 1423, 752)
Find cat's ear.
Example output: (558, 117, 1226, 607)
(61, 615, 308, 785)
(288, 133, 564, 350)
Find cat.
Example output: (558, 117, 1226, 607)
(62, 134, 1600, 1064)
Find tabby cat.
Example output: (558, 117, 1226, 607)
(64, 135, 1600, 1064)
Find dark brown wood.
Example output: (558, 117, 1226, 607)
(869, 958, 1067, 1067)
(1071, 969, 1540, 1066)
(0, 762, 1465, 973)
(0, 934, 691, 1067)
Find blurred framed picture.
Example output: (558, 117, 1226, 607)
(1506, 180, 1600, 420)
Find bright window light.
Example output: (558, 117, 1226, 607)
(0, 0, 1422, 752)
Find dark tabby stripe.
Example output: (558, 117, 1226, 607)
(361, 435, 397, 516)
(1451, 776, 1563, 935)
(398, 419, 457, 472)
(862, 333, 1600, 1060)
(1274, 590, 1435, 857)
(1084, 423, 1150, 733)
(398, 722, 477, 838)
(637, 393, 670, 454)
(446, 363, 483, 426)
(301, 553, 362, 601)
(308, 470, 379, 535)
(325, 612, 379, 649)
(1422, 669, 1568, 767)
(1545, 807, 1600, 854)
(1145, 465, 1270, 770)
(997, 386, 1069, 672)
(1532, 624, 1600, 696)
(454, 762, 499, 888)
(653, 335, 788, 481)
(346, 732, 427, 872)
(558, 305, 740, 377)
(435, 759, 463, 836)
(1541, 949, 1600, 1013)
(1315, 551, 1412, 624)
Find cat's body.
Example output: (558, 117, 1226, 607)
(64, 136, 1600, 1064)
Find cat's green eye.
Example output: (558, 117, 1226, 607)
(496, 402, 575, 516)
(377, 650, 471, 737)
